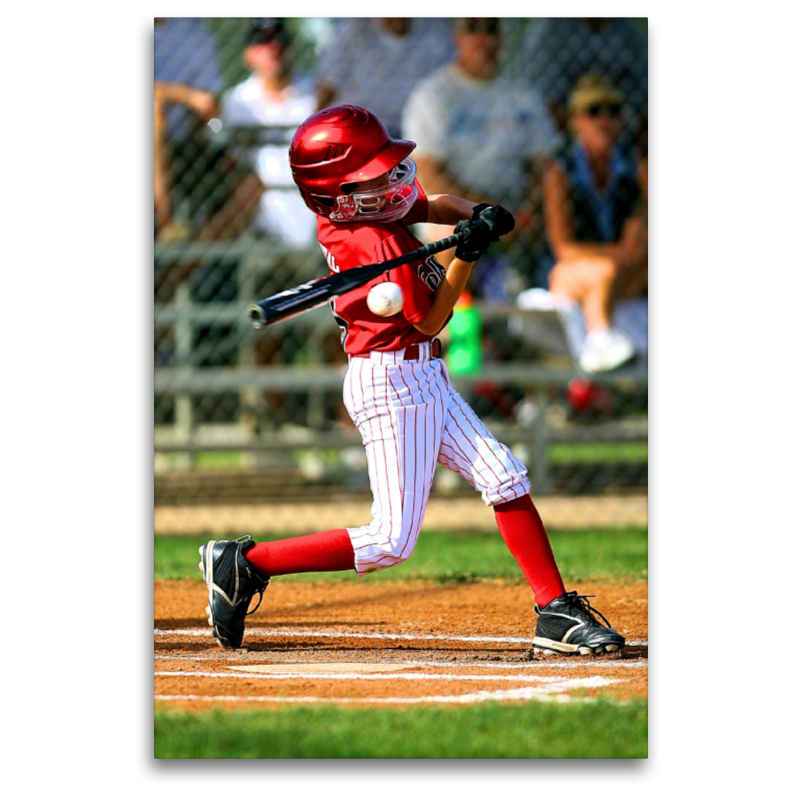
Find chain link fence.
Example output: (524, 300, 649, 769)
(153, 18, 648, 534)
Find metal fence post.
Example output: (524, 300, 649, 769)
(530, 389, 550, 495)
(238, 250, 262, 468)
(173, 281, 193, 469)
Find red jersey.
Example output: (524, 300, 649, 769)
(316, 180, 448, 356)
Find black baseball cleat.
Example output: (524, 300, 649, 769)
(198, 536, 269, 649)
(532, 591, 625, 656)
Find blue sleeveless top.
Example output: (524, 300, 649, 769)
(539, 141, 641, 286)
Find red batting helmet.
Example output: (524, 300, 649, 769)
(289, 105, 418, 223)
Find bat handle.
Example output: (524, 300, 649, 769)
(421, 232, 462, 258)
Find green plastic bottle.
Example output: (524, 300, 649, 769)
(447, 292, 483, 375)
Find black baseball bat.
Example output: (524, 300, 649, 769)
(248, 230, 467, 330)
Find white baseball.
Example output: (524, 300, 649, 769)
(367, 282, 404, 316)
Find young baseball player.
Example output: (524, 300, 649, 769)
(200, 105, 625, 656)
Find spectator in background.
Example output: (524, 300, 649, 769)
(219, 18, 318, 250)
(316, 18, 454, 138)
(518, 18, 648, 148)
(154, 17, 223, 142)
(216, 18, 326, 373)
(402, 18, 561, 297)
(154, 18, 263, 299)
(541, 76, 647, 373)
(154, 18, 226, 240)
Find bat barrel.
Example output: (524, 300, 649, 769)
(249, 305, 268, 330)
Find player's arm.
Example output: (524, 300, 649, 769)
(413, 205, 515, 335)
(425, 194, 476, 225)
(413, 256, 474, 336)
(422, 167, 529, 246)
(415, 155, 494, 209)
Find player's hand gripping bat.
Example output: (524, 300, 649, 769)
(248, 206, 514, 329)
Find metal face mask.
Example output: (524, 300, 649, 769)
(332, 159, 419, 223)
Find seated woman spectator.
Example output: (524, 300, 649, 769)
(542, 76, 647, 373)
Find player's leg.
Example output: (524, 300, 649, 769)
(342, 355, 446, 575)
(199, 530, 356, 649)
(436, 386, 565, 604)
(436, 383, 625, 655)
(198, 355, 444, 648)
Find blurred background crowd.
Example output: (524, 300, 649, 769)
(153, 17, 648, 521)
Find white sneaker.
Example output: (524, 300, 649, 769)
(579, 328, 635, 373)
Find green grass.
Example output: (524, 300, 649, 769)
(157, 440, 646, 471)
(155, 527, 647, 583)
(155, 700, 647, 759)
(547, 441, 647, 463)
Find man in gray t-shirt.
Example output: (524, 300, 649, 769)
(401, 18, 560, 277)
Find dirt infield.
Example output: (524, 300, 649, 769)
(155, 579, 648, 709)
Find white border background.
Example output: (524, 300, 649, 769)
(7, 1, 796, 792)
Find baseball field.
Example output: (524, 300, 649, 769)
(154, 526, 647, 758)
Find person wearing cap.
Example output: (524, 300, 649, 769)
(218, 18, 318, 250)
(517, 18, 648, 147)
(542, 75, 647, 373)
(401, 18, 561, 294)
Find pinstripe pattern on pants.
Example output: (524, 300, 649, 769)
(343, 346, 530, 576)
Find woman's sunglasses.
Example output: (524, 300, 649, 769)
(581, 102, 622, 118)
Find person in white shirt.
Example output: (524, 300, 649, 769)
(219, 19, 318, 249)
(401, 18, 561, 281)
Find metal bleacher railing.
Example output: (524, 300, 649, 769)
(154, 247, 648, 499)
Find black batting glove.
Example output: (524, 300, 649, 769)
(472, 204, 515, 239)
(454, 218, 492, 262)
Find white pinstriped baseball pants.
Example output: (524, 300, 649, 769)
(343, 342, 531, 576)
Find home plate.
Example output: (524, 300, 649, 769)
(230, 663, 408, 675)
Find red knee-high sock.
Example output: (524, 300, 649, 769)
(494, 495, 566, 607)
(244, 529, 355, 577)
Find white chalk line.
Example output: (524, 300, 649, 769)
(155, 676, 616, 706)
(154, 654, 647, 669)
(154, 692, 585, 705)
(155, 670, 623, 686)
(154, 627, 648, 648)
(155, 628, 529, 643)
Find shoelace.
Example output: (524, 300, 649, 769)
(233, 535, 268, 617)
(566, 592, 614, 628)
(243, 584, 266, 617)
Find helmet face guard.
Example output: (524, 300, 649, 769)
(289, 105, 418, 222)
(332, 159, 418, 223)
